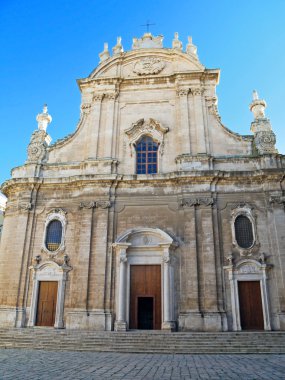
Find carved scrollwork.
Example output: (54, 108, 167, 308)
(27, 130, 48, 163)
(205, 96, 221, 120)
(79, 201, 111, 209)
(80, 103, 92, 114)
(18, 202, 33, 211)
(133, 57, 165, 76)
(125, 118, 169, 157)
(79, 201, 96, 209)
(96, 200, 111, 209)
(269, 196, 285, 205)
(180, 197, 214, 207)
(254, 131, 277, 154)
(176, 88, 189, 97)
(93, 94, 104, 102)
(104, 92, 119, 100)
(191, 87, 204, 96)
(119, 251, 128, 263)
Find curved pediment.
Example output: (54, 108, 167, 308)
(115, 227, 175, 248)
(81, 49, 206, 85)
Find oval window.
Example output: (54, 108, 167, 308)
(45, 220, 62, 252)
(234, 215, 254, 249)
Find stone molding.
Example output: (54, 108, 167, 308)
(180, 197, 214, 207)
(28, 260, 72, 329)
(113, 227, 177, 331)
(41, 208, 67, 257)
(224, 258, 271, 331)
(79, 200, 111, 209)
(125, 118, 169, 158)
(230, 203, 259, 257)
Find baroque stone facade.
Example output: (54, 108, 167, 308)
(0, 33, 285, 332)
(0, 194, 6, 241)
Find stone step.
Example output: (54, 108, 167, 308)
(0, 329, 285, 354)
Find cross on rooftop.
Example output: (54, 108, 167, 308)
(140, 20, 155, 33)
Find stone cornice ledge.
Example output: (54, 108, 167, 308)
(2, 169, 285, 196)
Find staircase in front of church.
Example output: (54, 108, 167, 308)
(0, 329, 285, 353)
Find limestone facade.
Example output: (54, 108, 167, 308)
(0, 33, 284, 332)
(0, 195, 6, 241)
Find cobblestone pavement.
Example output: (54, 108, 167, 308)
(0, 349, 284, 379)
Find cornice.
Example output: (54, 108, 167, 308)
(78, 70, 219, 89)
(2, 168, 285, 195)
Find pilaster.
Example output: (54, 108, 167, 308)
(190, 88, 207, 155)
(176, 88, 191, 154)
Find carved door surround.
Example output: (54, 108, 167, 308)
(28, 260, 72, 328)
(224, 259, 271, 331)
(113, 228, 177, 331)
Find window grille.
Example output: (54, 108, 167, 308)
(45, 220, 62, 252)
(234, 215, 254, 249)
(136, 136, 158, 174)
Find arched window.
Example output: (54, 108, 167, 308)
(45, 220, 62, 252)
(136, 136, 158, 174)
(234, 215, 254, 249)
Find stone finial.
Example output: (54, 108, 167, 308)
(249, 90, 267, 119)
(186, 36, 198, 58)
(112, 36, 123, 55)
(99, 42, 110, 62)
(172, 32, 182, 51)
(36, 104, 52, 132)
(249, 91, 278, 155)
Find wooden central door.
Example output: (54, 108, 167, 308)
(36, 281, 58, 327)
(130, 265, 161, 330)
(238, 281, 264, 330)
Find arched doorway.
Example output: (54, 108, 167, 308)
(113, 228, 177, 331)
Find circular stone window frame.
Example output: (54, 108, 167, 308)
(231, 204, 258, 256)
(41, 208, 67, 257)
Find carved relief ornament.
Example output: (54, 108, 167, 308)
(269, 195, 285, 205)
(79, 200, 111, 209)
(80, 103, 92, 114)
(191, 87, 204, 96)
(180, 197, 214, 207)
(176, 88, 189, 97)
(124, 118, 169, 156)
(18, 202, 33, 212)
(27, 130, 49, 163)
(133, 57, 165, 75)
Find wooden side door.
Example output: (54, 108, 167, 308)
(238, 281, 264, 330)
(36, 281, 58, 327)
(130, 265, 161, 330)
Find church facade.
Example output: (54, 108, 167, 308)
(0, 33, 284, 332)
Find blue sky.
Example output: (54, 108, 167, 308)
(1, 0, 284, 186)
